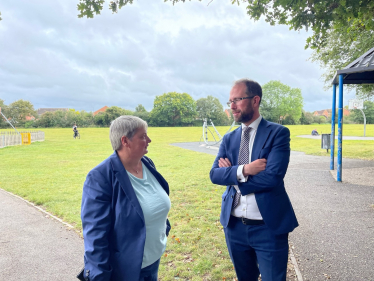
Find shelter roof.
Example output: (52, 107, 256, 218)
(331, 47, 374, 85)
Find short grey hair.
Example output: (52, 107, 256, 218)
(234, 78, 262, 104)
(109, 115, 148, 151)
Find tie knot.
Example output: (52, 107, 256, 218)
(244, 127, 251, 134)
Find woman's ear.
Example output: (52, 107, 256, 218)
(121, 136, 129, 147)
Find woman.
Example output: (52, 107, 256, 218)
(81, 115, 171, 281)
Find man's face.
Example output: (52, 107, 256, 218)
(229, 83, 254, 124)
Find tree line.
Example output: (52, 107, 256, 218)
(1, 80, 309, 128)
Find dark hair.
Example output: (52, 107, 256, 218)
(234, 78, 262, 104)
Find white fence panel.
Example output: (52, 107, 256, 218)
(0, 130, 45, 148)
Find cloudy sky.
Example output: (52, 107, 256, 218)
(0, 0, 355, 113)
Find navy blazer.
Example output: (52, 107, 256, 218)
(210, 118, 298, 235)
(81, 152, 171, 281)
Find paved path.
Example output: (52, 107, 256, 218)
(172, 142, 374, 281)
(0, 189, 84, 281)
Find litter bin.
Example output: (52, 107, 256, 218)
(321, 134, 331, 152)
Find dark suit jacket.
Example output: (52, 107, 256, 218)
(210, 118, 298, 235)
(81, 152, 170, 281)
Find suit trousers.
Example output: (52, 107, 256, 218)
(224, 217, 289, 281)
(139, 259, 160, 281)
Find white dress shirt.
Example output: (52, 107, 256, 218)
(231, 115, 263, 220)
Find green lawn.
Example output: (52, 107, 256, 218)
(0, 124, 373, 280)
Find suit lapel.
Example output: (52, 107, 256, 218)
(110, 152, 145, 222)
(141, 158, 169, 195)
(251, 118, 271, 161)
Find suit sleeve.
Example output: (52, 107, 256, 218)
(210, 134, 240, 186)
(81, 170, 113, 281)
(238, 126, 290, 195)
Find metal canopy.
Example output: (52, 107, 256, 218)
(330, 46, 374, 182)
(331, 47, 374, 85)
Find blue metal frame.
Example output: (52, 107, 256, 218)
(337, 75, 344, 182)
(330, 84, 336, 170)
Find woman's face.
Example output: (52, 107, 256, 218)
(128, 127, 151, 156)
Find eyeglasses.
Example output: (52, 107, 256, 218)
(226, 96, 255, 107)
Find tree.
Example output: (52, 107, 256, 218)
(8, 100, 37, 126)
(133, 104, 150, 123)
(92, 106, 133, 126)
(150, 92, 196, 127)
(135, 104, 147, 113)
(241, 0, 374, 50)
(299, 111, 314, 125)
(310, 23, 374, 99)
(0, 99, 10, 128)
(196, 95, 229, 126)
(260, 81, 303, 124)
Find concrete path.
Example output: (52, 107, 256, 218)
(0, 189, 84, 281)
(172, 142, 374, 281)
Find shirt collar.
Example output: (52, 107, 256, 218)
(241, 115, 262, 131)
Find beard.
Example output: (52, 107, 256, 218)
(234, 108, 254, 124)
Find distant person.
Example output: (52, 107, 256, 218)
(210, 79, 298, 281)
(80, 115, 171, 281)
(312, 129, 319, 136)
(73, 124, 79, 138)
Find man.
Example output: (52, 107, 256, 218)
(210, 79, 298, 281)
(73, 124, 78, 138)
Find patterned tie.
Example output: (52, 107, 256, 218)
(232, 126, 251, 209)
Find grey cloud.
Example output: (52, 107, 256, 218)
(0, 0, 340, 113)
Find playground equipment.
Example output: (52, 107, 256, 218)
(200, 118, 238, 146)
(0, 107, 44, 148)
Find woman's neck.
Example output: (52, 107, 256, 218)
(117, 151, 142, 174)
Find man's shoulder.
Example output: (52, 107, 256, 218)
(262, 119, 289, 131)
(223, 126, 241, 139)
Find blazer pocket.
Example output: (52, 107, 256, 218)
(259, 147, 271, 159)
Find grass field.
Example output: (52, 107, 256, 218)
(0, 124, 373, 280)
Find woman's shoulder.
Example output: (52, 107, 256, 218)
(142, 155, 156, 169)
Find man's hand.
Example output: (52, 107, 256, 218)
(243, 159, 267, 176)
(218, 158, 232, 168)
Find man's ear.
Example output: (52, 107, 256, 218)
(253, 96, 261, 108)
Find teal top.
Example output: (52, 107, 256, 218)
(127, 163, 171, 268)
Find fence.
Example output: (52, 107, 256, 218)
(0, 130, 45, 148)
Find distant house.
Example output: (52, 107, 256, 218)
(37, 108, 69, 116)
(313, 109, 350, 118)
(313, 109, 330, 118)
(25, 115, 36, 121)
(224, 109, 231, 119)
(93, 106, 109, 116)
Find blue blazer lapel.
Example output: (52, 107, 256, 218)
(251, 118, 271, 161)
(141, 158, 169, 195)
(110, 152, 145, 222)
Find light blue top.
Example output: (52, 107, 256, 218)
(127, 163, 171, 268)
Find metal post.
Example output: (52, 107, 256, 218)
(358, 109, 366, 136)
(337, 75, 344, 182)
(330, 84, 336, 170)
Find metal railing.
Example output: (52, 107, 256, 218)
(0, 130, 45, 148)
